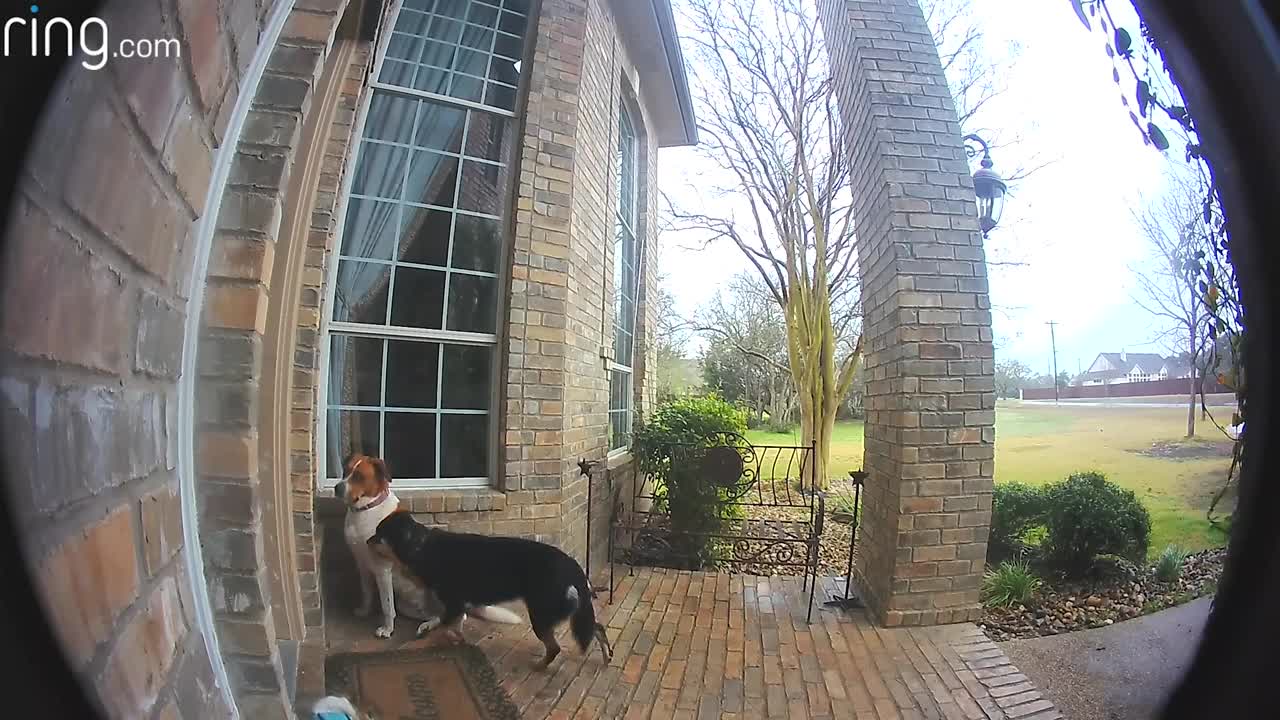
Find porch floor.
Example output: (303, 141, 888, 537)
(321, 568, 1062, 720)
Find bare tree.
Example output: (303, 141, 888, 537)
(1131, 175, 1211, 437)
(671, 0, 861, 489)
(921, 0, 1050, 186)
(696, 273, 796, 426)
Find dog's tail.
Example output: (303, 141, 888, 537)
(469, 604, 523, 625)
(567, 581, 613, 662)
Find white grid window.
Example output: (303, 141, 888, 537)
(609, 107, 640, 451)
(378, 0, 528, 113)
(322, 0, 528, 487)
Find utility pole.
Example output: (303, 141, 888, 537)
(1046, 321, 1060, 404)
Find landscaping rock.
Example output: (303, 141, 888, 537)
(979, 548, 1225, 641)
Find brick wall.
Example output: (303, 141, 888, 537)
(0, 0, 284, 716)
(2, 0, 369, 716)
(308, 0, 665, 581)
(198, 1, 363, 715)
(817, 0, 997, 627)
(291, 28, 371, 640)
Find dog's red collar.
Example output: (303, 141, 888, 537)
(352, 489, 390, 512)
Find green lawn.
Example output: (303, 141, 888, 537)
(747, 401, 1233, 555)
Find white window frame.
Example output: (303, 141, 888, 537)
(608, 104, 641, 454)
(316, 0, 528, 490)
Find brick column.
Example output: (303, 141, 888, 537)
(818, 0, 996, 626)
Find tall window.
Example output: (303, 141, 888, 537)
(609, 107, 640, 451)
(322, 0, 529, 488)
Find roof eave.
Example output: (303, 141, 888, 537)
(651, 0, 698, 146)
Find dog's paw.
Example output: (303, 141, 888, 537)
(416, 619, 440, 637)
(375, 625, 394, 638)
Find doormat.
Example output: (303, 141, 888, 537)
(324, 644, 519, 720)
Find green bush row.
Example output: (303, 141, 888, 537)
(990, 471, 1152, 578)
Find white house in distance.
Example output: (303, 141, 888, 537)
(1073, 350, 1194, 386)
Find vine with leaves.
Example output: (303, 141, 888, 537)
(1070, 0, 1245, 528)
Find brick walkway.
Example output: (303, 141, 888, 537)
(324, 568, 1061, 719)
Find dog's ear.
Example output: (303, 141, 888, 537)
(371, 457, 391, 485)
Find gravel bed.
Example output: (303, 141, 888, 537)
(979, 548, 1225, 641)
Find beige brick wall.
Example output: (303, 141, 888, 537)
(2, 0, 668, 714)
(359, 0, 665, 576)
(1, 0, 289, 716)
(817, 0, 996, 627)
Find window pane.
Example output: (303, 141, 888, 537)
(459, 26, 494, 52)
(440, 413, 488, 477)
(609, 371, 633, 450)
(352, 142, 408, 201)
(326, 409, 381, 477)
(451, 214, 500, 273)
(420, 40, 456, 70)
(449, 74, 485, 103)
(464, 113, 509, 161)
(484, 83, 517, 112)
(397, 7, 432, 34)
(379, 60, 416, 88)
(457, 159, 504, 215)
(493, 32, 522, 60)
(486, 55, 518, 85)
(384, 412, 437, 478)
(365, 93, 417, 144)
(453, 47, 488, 77)
(427, 16, 462, 43)
(414, 101, 466, 152)
(390, 266, 446, 329)
(467, 2, 499, 26)
(386, 32, 423, 63)
(385, 339, 441, 408)
(406, 149, 459, 208)
(446, 274, 496, 333)
(412, 65, 451, 95)
(333, 260, 391, 325)
(498, 12, 525, 37)
(328, 335, 383, 407)
(340, 197, 398, 260)
(398, 207, 452, 267)
(434, 0, 467, 17)
(440, 344, 491, 409)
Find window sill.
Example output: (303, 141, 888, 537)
(315, 486, 510, 519)
(606, 449, 633, 470)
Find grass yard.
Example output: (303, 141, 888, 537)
(746, 400, 1234, 556)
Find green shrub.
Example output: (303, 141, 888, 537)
(982, 561, 1041, 607)
(632, 394, 747, 458)
(1041, 471, 1152, 577)
(632, 395, 748, 567)
(1154, 545, 1188, 583)
(989, 482, 1048, 562)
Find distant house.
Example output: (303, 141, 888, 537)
(1073, 351, 1194, 386)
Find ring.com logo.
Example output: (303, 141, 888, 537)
(3, 4, 180, 71)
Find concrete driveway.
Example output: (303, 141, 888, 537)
(1000, 597, 1211, 720)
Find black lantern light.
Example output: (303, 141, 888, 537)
(963, 133, 1007, 237)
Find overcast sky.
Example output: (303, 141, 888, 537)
(657, 0, 1186, 378)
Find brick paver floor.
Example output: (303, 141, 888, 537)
(324, 568, 1062, 719)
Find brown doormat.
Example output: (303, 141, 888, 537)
(325, 644, 519, 720)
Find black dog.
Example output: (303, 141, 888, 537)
(367, 510, 612, 668)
